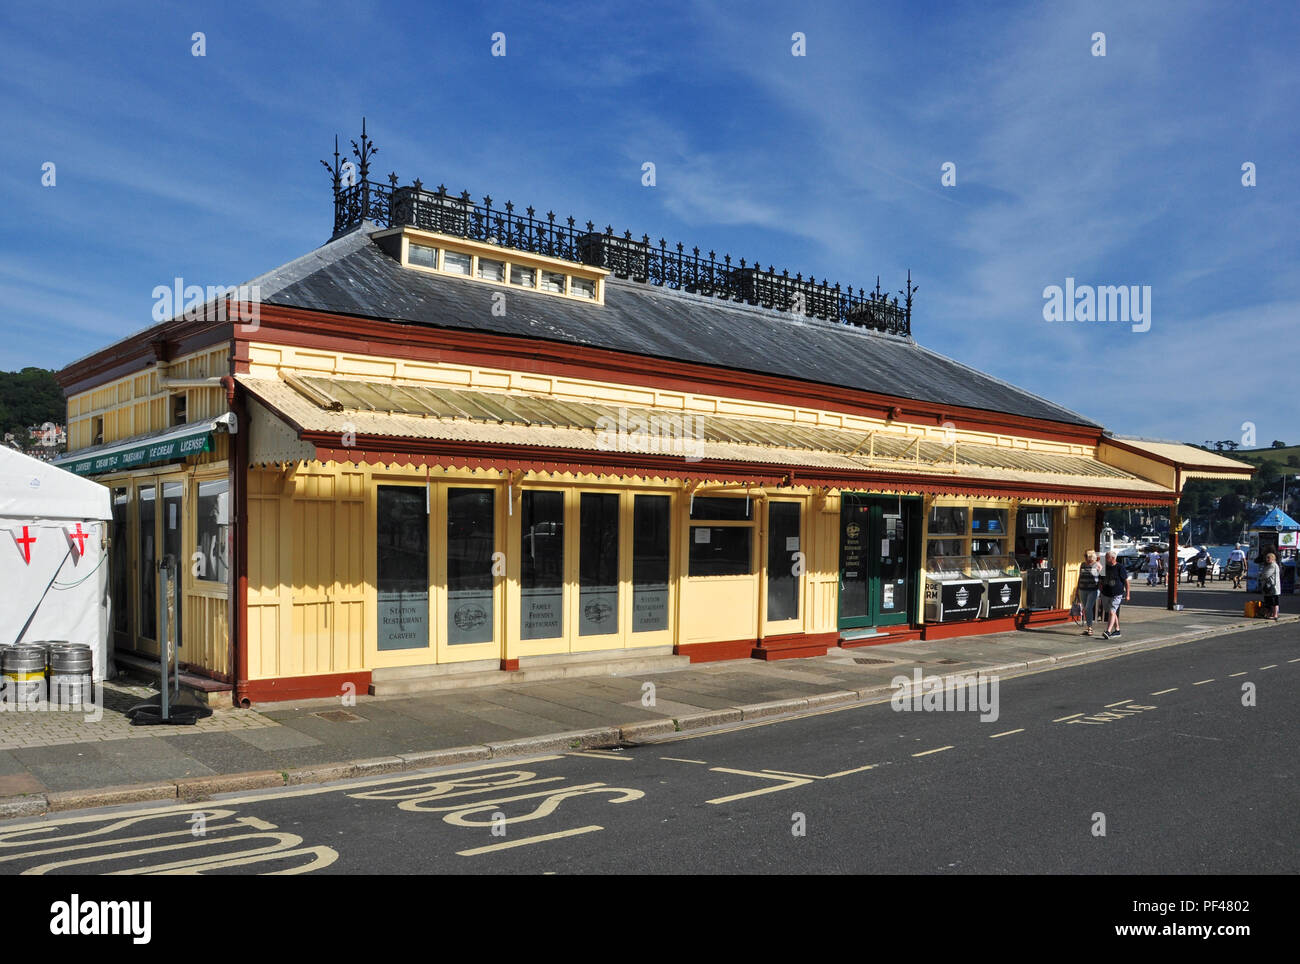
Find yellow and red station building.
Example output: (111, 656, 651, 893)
(55, 131, 1254, 704)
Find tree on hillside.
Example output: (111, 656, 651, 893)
(1271, 440, 1286, 448)
(0, 368, 65, 439)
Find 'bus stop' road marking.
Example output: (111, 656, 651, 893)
(1151, 688, 1178, 695)
(912, 746, 954, 757)
(989, 729, 1023, 739)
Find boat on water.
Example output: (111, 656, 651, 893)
(1102, 525, 1200, 573)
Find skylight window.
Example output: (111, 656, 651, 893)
(409, 243, 438, 268)
(510, 265, 536, 288)
(570, 277, 595, 300)
(477, 258, 505, 282)
(443, 251, 471, 275)
(540, 271, 566, 294)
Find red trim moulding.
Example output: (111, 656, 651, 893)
(242, 303, 1104, 446)
(242, 671, 373, 703)
(840, 626, 924, 647)
(1016, 608, 1072, 629)
(676, 638, 757, 663)
(918, 608, 1071, 641)
(753, 631, 838, 661)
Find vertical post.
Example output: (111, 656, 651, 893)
(1167, 516, 1180, 610)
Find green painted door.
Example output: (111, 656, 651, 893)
(839, 495, 914, 629)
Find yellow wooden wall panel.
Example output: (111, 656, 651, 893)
(1060, 505, 1097, 606)
(182, 593, 230, 677)
(680, 579, 758, 643)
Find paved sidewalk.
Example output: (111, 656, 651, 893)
(1, 585, 1292, 819)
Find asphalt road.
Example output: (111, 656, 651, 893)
(2, 622, 1295, 875)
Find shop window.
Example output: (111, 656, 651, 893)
(510, 265, 536, 287)
(690, 527, 752, 575)
(111, 488, 129, 634)
(409, 242, 438, 268)
(691, 497, 752, 521)
(476, 257, 505, 282)
(927, 506, 967, 535)
(579, 493, 619, 636)
(138, 486, 156, 640)
(442, 250, 471, 276)
(632, 494, 670, 632)
(521, 491, 564, 639)
(972, 508, 1006, 537)
(767, 502, 801, 621)
(447, 488, 494, 645)
(377, 486, 429, 650)
(195, 479, 229, 583)
(1016, 507, 1056, 570)
(689, 497, 754, 576)
(927, 538, 966, 560)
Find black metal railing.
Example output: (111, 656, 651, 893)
(324, 122, 914, 336)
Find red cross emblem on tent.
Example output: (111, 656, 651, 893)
(68, 523, 89, 558)
(15, 526, 36, 565)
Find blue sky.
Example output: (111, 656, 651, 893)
(2, 0, 1296, 447)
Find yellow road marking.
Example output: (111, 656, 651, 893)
(706, 768, 812, 804)
(1105, 700, 1133, 708)
(20, 831, 309, 876)
(568, 751, 632, 761)
(1289, 658, 1300, 664)
(822, 764, 877, 778)
(660, 757, 707, 765)
(761, 770, 825, 780)
(1193, 679, 1215, 685)
(1259, 665, 1277, 670)
(1228, 672, 1247, 678)
(912, 746, 953, 757)
(989, 729, 1023, 738)
(0, 756, 569, 833)
(1150, 688, 1178, 695)
(457, 825, 602, 856)
(1053, 713, 1084, 722)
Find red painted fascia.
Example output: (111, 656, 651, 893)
(300, 432, 1172, 505)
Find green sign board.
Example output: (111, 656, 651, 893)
(61, 428, 215, 477)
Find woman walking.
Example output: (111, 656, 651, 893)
(1259, 552, 1282, 620)
(1075, 549, 1103, 636)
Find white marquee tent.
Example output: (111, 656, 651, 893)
(1, 446, 112, 679)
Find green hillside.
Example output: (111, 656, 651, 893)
(0, 368, 64, 439)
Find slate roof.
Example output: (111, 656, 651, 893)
(250, 225, 1100, 429)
